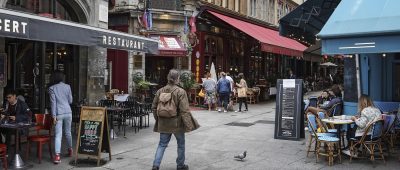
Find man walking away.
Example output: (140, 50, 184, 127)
(217, 72, 231, 112)
(151, 69, 200, 170)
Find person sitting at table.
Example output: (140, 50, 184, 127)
(0, 90, 32, 146)
(305, 84, 343, 117)
(317, 90, 331, 106)
(343, 95, 382, 156)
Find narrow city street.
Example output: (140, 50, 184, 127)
(26, 92, 399, 170)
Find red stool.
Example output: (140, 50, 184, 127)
(0, 144, 7, 170)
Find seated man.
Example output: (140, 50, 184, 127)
(0, 90, 32, 145)
(305, 85, 343, 117)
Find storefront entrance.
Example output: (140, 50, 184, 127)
(145, 56, 175, 86)
(4, 39, 79, 113)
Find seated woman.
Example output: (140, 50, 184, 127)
(343, 95, 382, 156)
(305, 84, 342, 117)
(349, 95, 382, 138)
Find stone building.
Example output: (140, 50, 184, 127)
(0, 0, 157, 113)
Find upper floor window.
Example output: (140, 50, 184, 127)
(7, 0, 77, 22)
(250, 0, 257, 16)
(149, 0, 183, 11)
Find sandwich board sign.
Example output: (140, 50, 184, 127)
(75, 106, 111, 166)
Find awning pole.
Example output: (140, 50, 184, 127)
(355, 54, 361, 98)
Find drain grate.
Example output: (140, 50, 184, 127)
(225, 122, 254, 127)
(254, 120, 275, 124)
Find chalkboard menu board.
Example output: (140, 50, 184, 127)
(75, 107, 111, 166)
(274, 79, 304, 140)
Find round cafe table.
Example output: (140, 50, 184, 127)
(321, 116, 354, 149)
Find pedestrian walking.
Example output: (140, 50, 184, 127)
(202, 72, 217, 111)
(48, 70, 73, 164)
(235, 73, 248, 112)
(217, 72, 231, 112)
(151, 69, 200, 170)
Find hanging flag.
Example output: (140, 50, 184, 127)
(184, 15, 189, 33)
(147, 10, 153, 30)
(189, 11, 198, 33)
(142, 9, 148, 29)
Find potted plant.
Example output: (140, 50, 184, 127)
(180, 71, 196, 91)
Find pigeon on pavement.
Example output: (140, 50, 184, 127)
(234, 151, 247, 161)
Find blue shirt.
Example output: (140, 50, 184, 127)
(49, 82, 73, 117)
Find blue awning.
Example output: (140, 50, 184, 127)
(319, 0, 400, 54)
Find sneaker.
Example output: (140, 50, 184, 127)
(223, 110, 227, 113)
(235, 110, 241, 113)
(342, 149, 357, 157)
(53, 154, 61, 164)
(152, 166, 159, 170)
(244, 109, 248, 112)
(177, 164, 189, 170)
(68, 148, 73, 157)
(218, 109, 222, 112)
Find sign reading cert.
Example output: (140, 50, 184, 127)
(75, 107, 111, 166)
(274, 79, 304, 140)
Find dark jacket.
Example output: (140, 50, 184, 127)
(152, 84, 200, 133)
(217, 77, 231, 94)
(4, 99, 31, 123)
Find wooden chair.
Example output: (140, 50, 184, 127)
(252, 87, 261, 103)
(246, 88, 256, 104)
(26, 114, 53, 163)
(349, 119, 385, 163)
(0, 144, 7, 170)
(306, 114, 336, 157)
(381, 114, 396, 155)
(308, 114, 341, 166)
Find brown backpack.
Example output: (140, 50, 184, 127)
(157, 87, 179, 118)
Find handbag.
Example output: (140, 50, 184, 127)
(198, 89, 205, 98)
(237, 88, 247, 97)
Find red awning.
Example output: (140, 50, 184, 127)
(208, 11, 307, 57)
(152, 36, 187, 57)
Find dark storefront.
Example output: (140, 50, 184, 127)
(0, 6, 157, 113)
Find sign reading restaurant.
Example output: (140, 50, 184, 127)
(101, 35, 145, 51)
(0, 9, 158, 54)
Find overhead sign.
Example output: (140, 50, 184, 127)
(0, 9, 158, 54)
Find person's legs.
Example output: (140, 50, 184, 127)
(218, 93, 223, 111)
(174, 133, 185, 167)
(63, 114, 73, 152)
(222, 94, 229, 111)
(153, 133, 172, 167)
(244, 97, 248, 111)
(305, 107, 324, 116)
(55, 114, 64, 155)
(238, 97, 243, 111)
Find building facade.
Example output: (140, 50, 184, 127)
(0, 0, 157, 113)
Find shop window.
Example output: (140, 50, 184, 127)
(181, 57, 189, 70)
(7, 0, 76, 22)
(133, 55, 142, 69)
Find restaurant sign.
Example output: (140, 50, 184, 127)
(0, 9, 158, 54)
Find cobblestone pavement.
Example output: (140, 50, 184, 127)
(21, 91, 399, 170)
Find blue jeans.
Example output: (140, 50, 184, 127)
(55, 113, 72, 154)
(219, 93, 230, 110)
(153, 133, 185, 167)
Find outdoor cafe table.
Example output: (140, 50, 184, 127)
(106, 107, 129, 139)
(321, 116, 354, 149)
(0, 122, 35, 169)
